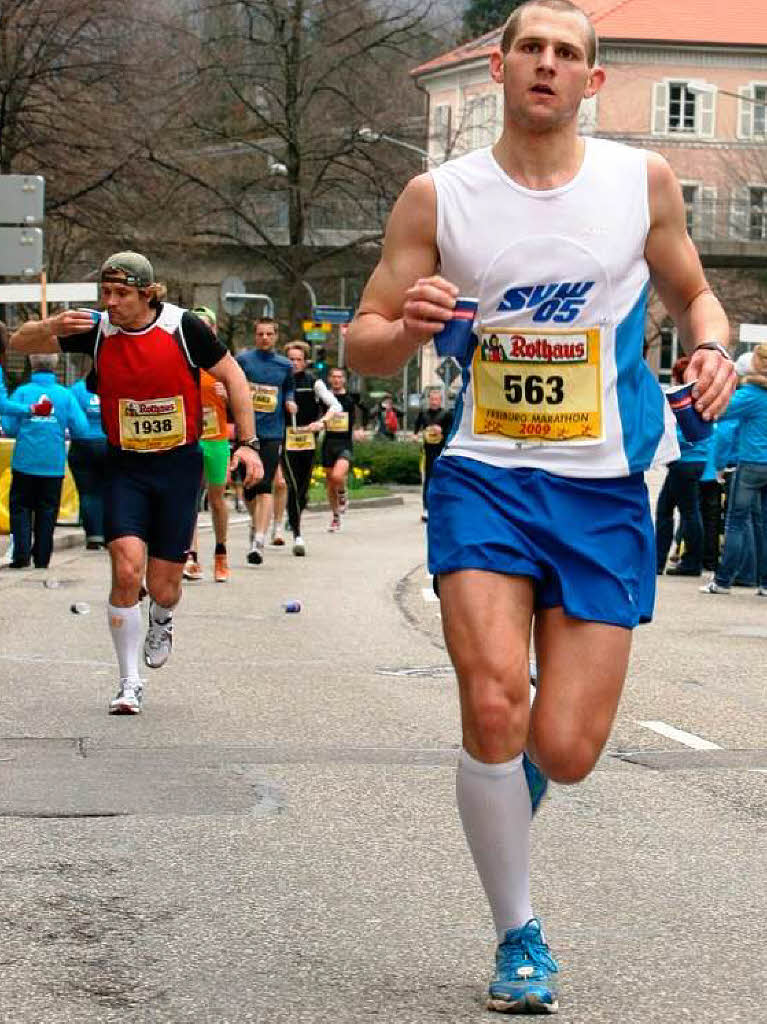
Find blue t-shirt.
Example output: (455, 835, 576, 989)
(235, 348, 295, 441)
(719, 383, 767, 464)
(1, 372, 90, 476)
(69, 378, 106, 442)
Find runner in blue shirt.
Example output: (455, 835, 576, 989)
(236, 318, 297, 564)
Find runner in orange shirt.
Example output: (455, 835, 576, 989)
(183, 307, 232, 582)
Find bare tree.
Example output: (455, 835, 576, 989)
(145, 0, 437, 330)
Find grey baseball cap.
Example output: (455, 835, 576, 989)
(100, 251, 154, 288)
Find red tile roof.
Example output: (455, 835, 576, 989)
(412, 0, 767, 77)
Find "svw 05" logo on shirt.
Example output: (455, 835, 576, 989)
(497, 281, 595, 324)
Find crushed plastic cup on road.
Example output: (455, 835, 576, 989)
(71, 602, 91, 615)
(281, 601, 302, 613)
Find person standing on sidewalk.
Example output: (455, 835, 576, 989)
(10, 251, 262, 714)
(1, 354, 89, 569)
(236, 317, 297, 565)
(68, 374, 108, 549)
(701, 344, 767, 597)
(347, 0, 735, 1013)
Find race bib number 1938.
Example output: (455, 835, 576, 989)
(118, 396, 186, 452)
(472, 327, 603, 444)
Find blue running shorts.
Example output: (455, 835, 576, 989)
(427, 455, 656, 628)
(104, 443, 203, 563)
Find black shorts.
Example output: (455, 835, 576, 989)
(321, 438, 352, 469)
(244, 438, 282, 498)
(104, 443, 203, 563)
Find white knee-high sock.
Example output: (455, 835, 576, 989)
(107, 603, 142, 682)
(456, 748, 533, 942)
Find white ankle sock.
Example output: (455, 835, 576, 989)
(151, 601, 174, 624)
(107, 603, 142, 682)
(456, 748, 533, 942)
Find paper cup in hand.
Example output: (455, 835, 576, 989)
(434, 297, 478, 360)
(665, 380, 712, 442)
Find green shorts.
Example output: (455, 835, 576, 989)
(200, 439, 230, 487)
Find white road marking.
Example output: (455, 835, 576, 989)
(638, 720, 721, 751)
(422, 587, 440, 603)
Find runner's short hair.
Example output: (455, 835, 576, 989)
(500, 0, 597, 67)
(285, 340, 310, 358)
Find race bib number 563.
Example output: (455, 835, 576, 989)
(472, 327, 603, 444)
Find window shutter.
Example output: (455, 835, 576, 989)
(729, 186, 750, 240)
(701, 187, 717, 240)
(652, 82, 668, 135)
(698, 88, 715, 138)
(738, 85, 754, 139)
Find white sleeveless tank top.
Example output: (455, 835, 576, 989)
(432, 137, 679, 478)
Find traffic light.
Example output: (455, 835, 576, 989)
(313, 344, 327, 379)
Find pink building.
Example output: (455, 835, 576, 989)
(411, 0, 767, 386)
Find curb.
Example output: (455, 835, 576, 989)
(0, 494, 407, 560)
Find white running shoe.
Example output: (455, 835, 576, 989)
(109, 679, 143, 715)
(248, 538, 264, 565)
(144, 602, 174, 669)
(699, 579, 731, 595)
(757, 587, 767, 597)
(292, 536, 306, 556)
(328, 514, 341, 533)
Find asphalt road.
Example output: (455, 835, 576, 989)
(0, 483, 765, 1023)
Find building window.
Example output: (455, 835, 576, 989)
(653, 80, 715, 137)
(749, 188, 767, 240)
(668, 82, 696, 132)
(738, 82, 767, 138)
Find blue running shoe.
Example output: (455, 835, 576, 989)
(487, 918, 559, 1014)
(523, 753, 548, 816)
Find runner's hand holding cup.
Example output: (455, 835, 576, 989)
(53, 309, 99, 336)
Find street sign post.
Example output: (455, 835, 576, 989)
(312, 305, 354, 324)
(0, 175, 44, 225)
(0, 227, 43, 276)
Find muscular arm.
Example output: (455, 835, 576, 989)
(645, 152, 735, 418)
(346, 174, 456, 376)
(9, 310, 96, 354)
(207, 352, 256, 442)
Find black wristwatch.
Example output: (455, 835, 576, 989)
(237, 435, 261, 453)
(694, 341, 732, 361)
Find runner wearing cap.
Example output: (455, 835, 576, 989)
(236, 317, 297, 565)
(10, 251, 263, 715)
(182, 306, 232, 583)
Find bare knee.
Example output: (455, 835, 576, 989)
(531, 729, 603, 784)
(461, 675, 529, 763)
(109, 547, 144, 604)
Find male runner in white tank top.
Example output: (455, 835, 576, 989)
(347, 0, 736, 1014)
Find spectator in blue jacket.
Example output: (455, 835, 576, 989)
(68, 376, 108, 549)
(0, 320, 49, 421)
(701, 344, 767, 595)
(656, 357, 709, 576)
(1, 354, 89, 568)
